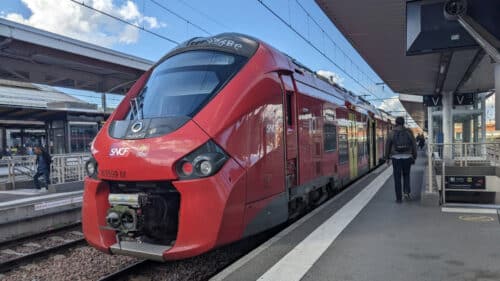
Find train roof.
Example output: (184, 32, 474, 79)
(157, 33, 394, 122)
(295, 60, 391, 121)
(161, 33, 260, 63)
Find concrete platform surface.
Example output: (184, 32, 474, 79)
(212, 151, 500, 281)
(0, 186, 83, 242)
(0, 181, 83, 203)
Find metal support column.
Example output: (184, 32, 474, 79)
(454, 14, 500, 130)
(0, 127, 5, 150)
(480, 94, 486, 143)
(495, 64, 500, 130)
(427, 107, 434, 146)
(101, 93, 107, 113)
(442, 92, 453, 161)
(427, 106, 434, 193)
(463, 119, 471, 143)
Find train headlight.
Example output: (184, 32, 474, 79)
(85, 158, 98, 178)
(175, 140, 228, 179)
(199, 160, 213, 176)
(106, 211, 121, 228)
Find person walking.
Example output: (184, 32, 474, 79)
(385, 117, 417, 203)
(33, 145, 51, 192)
(417, 133, 426, 150)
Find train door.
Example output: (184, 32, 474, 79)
(367, 118, 373, 169)
(280, 74, 299, 191)
(372, 120, 377, 167)
(369, 119, 377, 168)
(348, 111, 358, 179)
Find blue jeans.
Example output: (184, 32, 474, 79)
(391, 158, 412, 200)
(34, 169, 50, 189)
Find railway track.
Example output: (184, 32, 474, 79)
(0, 224, 86, 273)
(94, 226, 283, 281)
(0, 223, 81, 251)
(97, 260, 150, 281)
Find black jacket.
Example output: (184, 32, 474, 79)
(36, 150, 52, 169)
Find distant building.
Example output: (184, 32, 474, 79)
(486, 120, 500, 141)
(0, 79, 109, 155)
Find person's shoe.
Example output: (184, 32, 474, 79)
(396, 199, 402, 204)
(403, 193, 412, 201)
(39, 187, 47, 193)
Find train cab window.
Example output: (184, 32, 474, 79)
(127, 50, 246, 119)
(324, 124, 337, 152)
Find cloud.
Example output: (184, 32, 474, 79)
(2, 0, 165, 47)
(378, 97, 404, 112)
(378, 96, 420, 128)
(316, 70, 345, 87)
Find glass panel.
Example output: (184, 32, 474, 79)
(128, 50, 246, 119)
(69, 124, 98, 153)
(338, 126, 348, 163)
(324, 124, 337, 152)
(51, 128, 65, 155)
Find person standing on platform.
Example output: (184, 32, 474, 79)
(416, 133, 425, 150)
(33, 145, 52, 192)
(385, 117, 417, 203)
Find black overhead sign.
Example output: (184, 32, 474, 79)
(423, 93, 474, 107)
(453, 93, 474, 106)
(423, 95, 442, 107)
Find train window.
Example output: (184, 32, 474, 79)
(338, 129, 349, 164)
(324, 124, 337, 152)
(127, 50, 246, 119)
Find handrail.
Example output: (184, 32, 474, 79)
(0, 153, 91, 188)
(426, 141, 500, 205)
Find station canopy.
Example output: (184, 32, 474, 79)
(315, 0, 498, 128)
(0, 79, 106, 128)
(0, 18, 153, 95)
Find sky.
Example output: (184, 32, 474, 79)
(0, 0, 413, 123)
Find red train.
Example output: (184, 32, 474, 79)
(82, 33, 393, 261)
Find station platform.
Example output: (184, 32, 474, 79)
(0, 183, 83, 243)
(0, 180, 83, 203)
(0, 188, 54, 203)
(212, 151, 500, 281)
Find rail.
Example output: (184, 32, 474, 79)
(426, 142, 500, 204)
(0, 153, 91, 188)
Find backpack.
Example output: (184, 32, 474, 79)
(393, 129, 412, 153)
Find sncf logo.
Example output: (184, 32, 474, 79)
(109, 144, 130, 157)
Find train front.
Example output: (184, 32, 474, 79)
(82, 34, 261, 261)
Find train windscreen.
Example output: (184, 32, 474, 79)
(129, 50, 246, 119)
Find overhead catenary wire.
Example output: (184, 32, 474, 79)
(294, 0, 378, 86)
(257, 0, 382, 100)
(177, 0, 231, 30)
(149, 0, 211, 35)
(68, 0, 179, 45)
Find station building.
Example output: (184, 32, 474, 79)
(0, 79, 109, 155)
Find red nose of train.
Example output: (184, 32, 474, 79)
(83, 117, 247, 261)
(92, 119, 210, 182)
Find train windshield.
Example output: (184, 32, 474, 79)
(129, 50, 246, 119)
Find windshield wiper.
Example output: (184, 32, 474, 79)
(130, 86, 147, 120)
(134, 97, 142, 120)
(129, 98, 139, 120)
